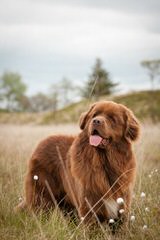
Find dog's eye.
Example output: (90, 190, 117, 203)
(92, 111, 100, 118)
(93, 113, 97, 118)
(108, 115, 116, 123)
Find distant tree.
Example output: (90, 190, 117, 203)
(50, 78, 76, 110)
(49, 83, 60, 112)
(59, 77, 75, 106)
(141, 59, 160, 90)
(0, 71, 27, 111)
(18, 95, 31, 112)
(82, 58, 117, 99)
(51, 91, 59, 113)
(29, 92, 53, 112)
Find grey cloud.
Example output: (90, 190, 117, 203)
(34, 0, 160, 14)
(0, 0, 160, 95)
(0, 0, 159, 35)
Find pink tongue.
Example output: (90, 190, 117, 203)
(89, 135, 103, 146)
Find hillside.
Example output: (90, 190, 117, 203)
(0, 90, 160, 124)
(114, 90, 160, 122)
(42, 90, 160, 124)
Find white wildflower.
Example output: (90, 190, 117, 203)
(143, 224, 148, 230)
(116, 197, 124, 205)
(109, 219, 115, 224)
(155, 169, 158, 172)
(119, 209, 125, 214)
(19, 197, 23, 201)
(148, 174, 152, 178)
(140, 192, 146, 198)
(33, 175, 38, 180)
(130, 215, 135, 222)
(145, 207, 149, 212)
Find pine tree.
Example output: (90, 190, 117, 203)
(83, 58, 117, 99)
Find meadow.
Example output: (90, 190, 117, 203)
(0, 123, 160, 240)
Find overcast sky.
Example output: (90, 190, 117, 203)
(0, 0, 160, 95)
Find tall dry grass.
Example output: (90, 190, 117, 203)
(0, 124, 160, 240)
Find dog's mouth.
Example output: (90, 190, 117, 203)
(89, 129, 110, 147)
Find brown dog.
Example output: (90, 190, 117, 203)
(16, 101, 140, 226)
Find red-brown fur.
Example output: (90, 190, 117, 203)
(16, 101, 140, 226)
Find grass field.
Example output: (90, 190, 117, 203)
(0, 124, 160, 240)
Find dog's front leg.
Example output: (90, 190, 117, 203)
(78, 188, 95, 224)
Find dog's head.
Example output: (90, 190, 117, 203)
(79, 101, 140, 147)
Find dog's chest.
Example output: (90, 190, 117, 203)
(91, 152, 119, 218)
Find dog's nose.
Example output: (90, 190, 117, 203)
(93, 118, 101, 125)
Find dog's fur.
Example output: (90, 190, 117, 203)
(16, 101, 140, 225)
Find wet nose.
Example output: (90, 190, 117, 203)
(93, 118, 101, 125)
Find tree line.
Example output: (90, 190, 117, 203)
(0, 58, 116, 112)
(0, 58, 160, 112)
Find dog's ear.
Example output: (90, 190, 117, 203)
(124, 108, 140, 141)
(79, 104, 96, 130)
